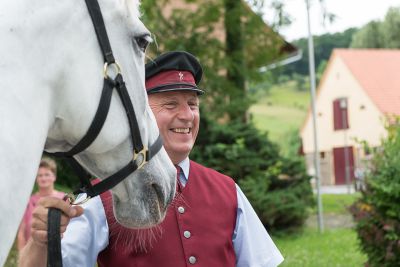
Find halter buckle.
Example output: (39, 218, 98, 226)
(65, 192, 91, 206)
(103, 62, 121, 80)
(133, 146, 148, 170)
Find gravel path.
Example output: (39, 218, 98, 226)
(306, 213, 354, 229)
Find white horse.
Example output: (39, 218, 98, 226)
(0, 0, 176, 264)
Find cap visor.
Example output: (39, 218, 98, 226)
(147, 85, 204, 95)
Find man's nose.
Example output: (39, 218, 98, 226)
(177, 103, 194, 121)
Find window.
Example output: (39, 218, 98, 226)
(333, 98, 349, 130)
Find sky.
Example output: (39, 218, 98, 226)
(263, 0, 400, 41)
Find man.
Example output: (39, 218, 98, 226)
(19, 51, 283, 267)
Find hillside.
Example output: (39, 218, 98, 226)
(249, 81, 310, 149)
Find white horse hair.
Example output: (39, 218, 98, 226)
(0, 0, 176, 264)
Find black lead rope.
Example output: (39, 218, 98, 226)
(46, 0, 164, 266)
(47, 209, 62, 267)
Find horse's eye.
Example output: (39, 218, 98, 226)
(135, 35, 151, 53)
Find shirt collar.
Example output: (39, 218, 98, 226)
(177, 157, 190, 181)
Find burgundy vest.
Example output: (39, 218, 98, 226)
(97, 160, 237, 267)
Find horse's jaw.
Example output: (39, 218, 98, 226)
(109, 156, 176, 228)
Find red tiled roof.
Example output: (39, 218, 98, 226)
(334, 49, 400, 116)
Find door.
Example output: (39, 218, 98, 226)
(333, 146, 355, 185)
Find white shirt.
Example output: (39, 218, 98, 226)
(62, 158, 283, 267)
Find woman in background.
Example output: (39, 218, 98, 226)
(17, 157, 65, 251)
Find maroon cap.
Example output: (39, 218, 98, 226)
(145, 51, 204, 95)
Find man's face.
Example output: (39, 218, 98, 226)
(36, 167, 56, 189)
(149, 91, 200, 165)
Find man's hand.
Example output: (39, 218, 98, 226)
(30, 197, 84, 247)
(19, 197, 84, 267)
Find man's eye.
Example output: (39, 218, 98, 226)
(164, 103, 177, 109)
(189, 102, 199, 108)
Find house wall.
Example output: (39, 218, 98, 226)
(302, 57, 387, 153)
(305, 151, 333, 185)
(301, 56, 387, 184)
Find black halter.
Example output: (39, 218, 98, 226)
(46, 0, 163, 266)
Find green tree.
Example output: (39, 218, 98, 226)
(350, 21, 383, 48)
(381, 7, 400, 48)
(283, 28, 358, 76)
(141, 0, 287, 121)
(224, 0, 246, 121)
(350, 6, 400, 49)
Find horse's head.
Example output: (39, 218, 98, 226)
(43, 0, 176, 228)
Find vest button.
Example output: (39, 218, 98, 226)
(178, 206, 185, 214)
(189, 256, 197, 264)
(184, 230, 191, 238)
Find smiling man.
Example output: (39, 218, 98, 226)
(19, 51, 283, 267)
(145, 52, 203, 165)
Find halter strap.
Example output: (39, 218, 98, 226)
(85, 0, 115, 64)
(65, 133, 163, 198)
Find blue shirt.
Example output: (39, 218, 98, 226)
(62, 158, 283, 267)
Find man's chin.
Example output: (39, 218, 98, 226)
(167, 147, 192, 163)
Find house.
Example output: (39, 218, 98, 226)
(300, 49, 400, 186)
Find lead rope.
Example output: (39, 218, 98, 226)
(47, 208, 62, 267)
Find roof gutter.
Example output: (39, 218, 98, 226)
(258, 49, 303, 72)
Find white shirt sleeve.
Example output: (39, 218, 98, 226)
(233, 184, 284, 267)
(61, 196, 109, 267)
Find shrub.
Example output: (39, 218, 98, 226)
(349, 122, 400, 266)
(191, 114, 314, 231)
(240, 158, 313, 231)
(55, 158, 80, 189)
(192, 115, 280, 182)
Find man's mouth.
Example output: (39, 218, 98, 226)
(171, 128, 190, 134)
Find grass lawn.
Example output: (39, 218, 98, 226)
(273, 227, 366, 267)
(250, 105, 304, 139)
(318, 193, 361, 214)
(272, 193, 366, 267)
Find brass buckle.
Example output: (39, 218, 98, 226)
(133, 146, 148, 170)
(65, 192, 91, 206)
(103, 62, 121, 80)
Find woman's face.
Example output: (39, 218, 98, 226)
(36, 167, 56, 189)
